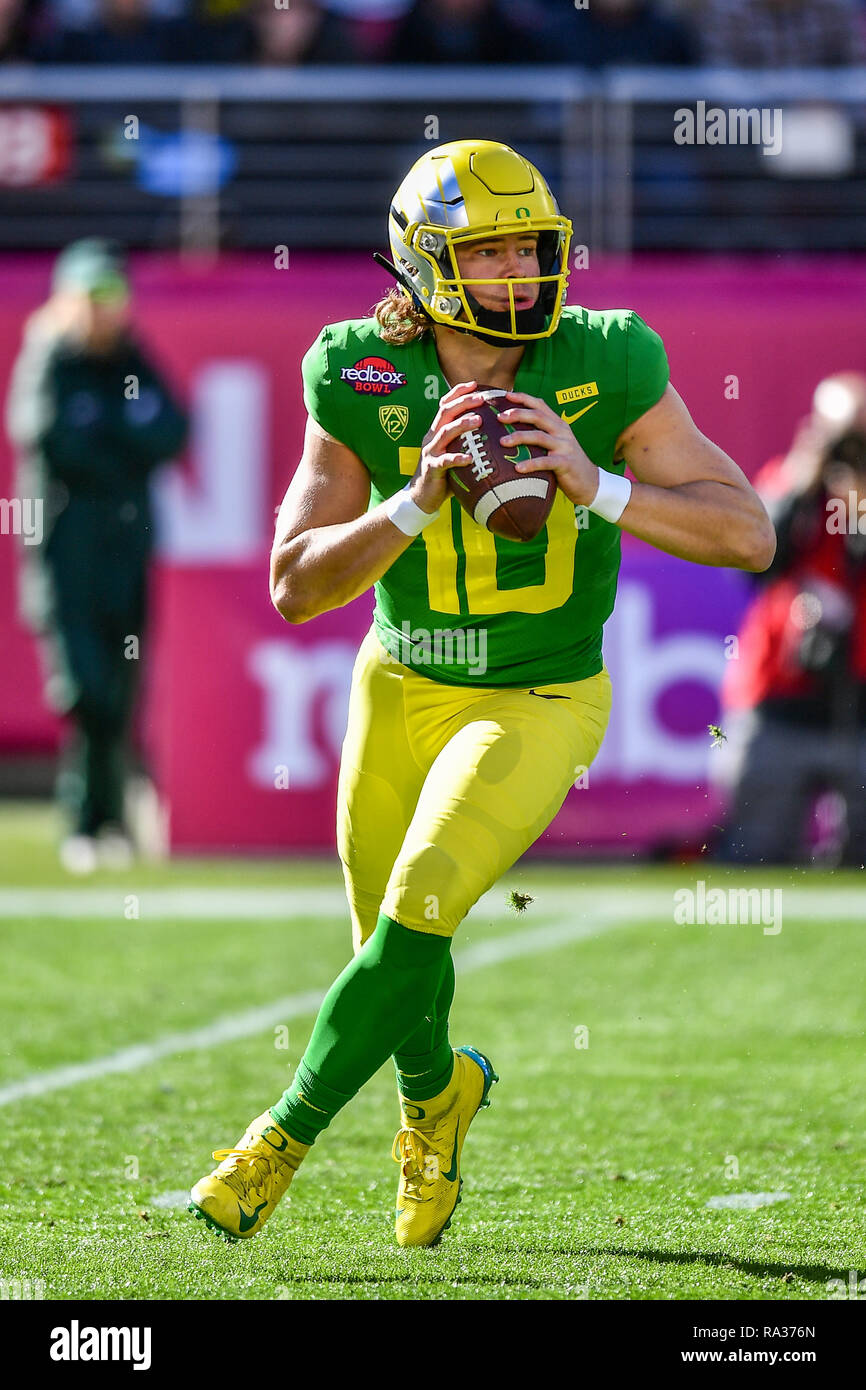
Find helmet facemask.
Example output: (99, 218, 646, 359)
(392, 214, 571, 345)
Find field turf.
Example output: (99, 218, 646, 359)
(1, 802, 864, 1302)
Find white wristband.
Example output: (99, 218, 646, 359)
(588, 468, 632, 524)
(384, 486, 440, 537)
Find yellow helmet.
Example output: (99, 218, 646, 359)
(383, 139, 572, 343)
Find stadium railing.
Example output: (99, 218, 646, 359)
(0, 65, 863, 253)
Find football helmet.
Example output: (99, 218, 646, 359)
(380, 139, 572, 344)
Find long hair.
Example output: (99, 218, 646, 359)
(373, 286, 431, 346)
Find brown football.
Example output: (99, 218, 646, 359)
(449, 386, 556, 542)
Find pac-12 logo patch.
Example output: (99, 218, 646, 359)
(379, 404, 409, 439)
(340, 356, 407, 395)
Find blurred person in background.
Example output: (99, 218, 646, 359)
(249, 0, 326, 64)
(712, 373, 866, 866)
(538, 0, 698, 67)
(34, 0, 192, 60)
(0, 0, 39, 58)
(250, 0, 408, 63)
(390, 0, 533, 63)
(323, 0, 411, 56)
(249, 0, 373, 65)
(5, 239, 188, 873)
(41, 0, 186, 28)
(698, 0, 866, 67)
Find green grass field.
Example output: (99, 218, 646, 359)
(1, 802, 864, 1302)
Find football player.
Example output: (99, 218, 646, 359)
(190, 139, 775, 1247)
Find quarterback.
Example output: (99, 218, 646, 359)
(190, 140, 775, 1247)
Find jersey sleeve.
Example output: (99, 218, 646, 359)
(301, 325, 346, 442)
(622, 312, 669, 432)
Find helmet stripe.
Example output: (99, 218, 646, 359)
(434, 159, 468, 227)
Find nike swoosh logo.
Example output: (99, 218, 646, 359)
(237, 1199, 267, 1233)
(442, 1123, 459, 1183)
(561, 401, 598, 425)
(528, 689, 570, 700)
(295, 1093, 327, 1113)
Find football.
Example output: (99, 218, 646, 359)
(449, 386, 557, 542)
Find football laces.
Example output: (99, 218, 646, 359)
(463, 428, 496, 483)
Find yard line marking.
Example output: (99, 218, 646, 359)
(150, 1189, 194, 1210)
(0, 894, 642, 1109)
(0, 883, 864, 920)
(0, 990, 325, 1107)
(456, 905, 638, 969)
(0, 887, 350, 920)
(706, 1192, 792, 1210)
(1, 880, 864, 1108)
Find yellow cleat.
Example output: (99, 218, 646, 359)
(189, 1110, 309, 1241)
(392, 1045, 498, 1248)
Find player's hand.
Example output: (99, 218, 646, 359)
(407, 381, 482, 514)
(497, 391, 601, 508)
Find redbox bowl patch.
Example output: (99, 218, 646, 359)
(340, 356, 407, 395)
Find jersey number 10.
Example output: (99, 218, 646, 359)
(398, 448, 579, 615)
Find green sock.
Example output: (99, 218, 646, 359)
(393, 952, 456, 1102)
(270, 913, 451, 1146)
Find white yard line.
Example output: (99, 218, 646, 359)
(0, 892, 644, 1109)
(0, 887, 350, 919)
(0, 881, 863, 1109)
(0, 883, 863, 920)
(0, 988, 327, 1108)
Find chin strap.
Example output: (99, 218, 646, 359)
(372, 252, 430, 317)
(458, 291, 548, 347)
(372, 251, 402, 283)
(371, 252, 547, 345)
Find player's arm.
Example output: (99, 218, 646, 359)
(270, 385, 479, 623)
(611, 385, 776, 570)
(499, 384, 776, 572)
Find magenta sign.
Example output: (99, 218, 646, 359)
(4, 252, 866, 852)
(149, 554, 751, 855)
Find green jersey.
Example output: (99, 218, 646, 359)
(301, 305, 669, 686)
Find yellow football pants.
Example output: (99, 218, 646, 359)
(336, 627, 612, 952)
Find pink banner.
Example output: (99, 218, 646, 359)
(2, 253, 865, 851)
(149, 566, 369, 850)
(150, 552, 749, 854)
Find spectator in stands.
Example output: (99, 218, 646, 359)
(390, 0, 532, 64)
(0, 0, 35, 58)
(250, 0, 324, 64)
(536, 0, 698, 66)
(5, 240, 188, 873)
(698, 0, 866, 67)
(712, 373, 866, 866)
(42, 0, 187, 30)
(183, 0, 252, 60)
(320, 0, 409, 60)
(35, 0, 192, 61)
(250, 0, 372, 65)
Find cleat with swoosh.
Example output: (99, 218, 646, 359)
(189, 1110, 310, 1240)
(392, 1045, 498, 1248)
